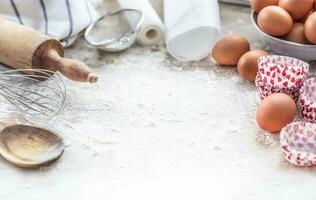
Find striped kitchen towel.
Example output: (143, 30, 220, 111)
(0, 0, 103, 47)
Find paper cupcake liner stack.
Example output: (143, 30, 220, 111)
(280, 122, 316, 167)
(255, 55, 309, 101)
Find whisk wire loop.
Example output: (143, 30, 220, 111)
(0, 68, 66, 118)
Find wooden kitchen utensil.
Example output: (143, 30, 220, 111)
(0, 120, 64, 168)
(0, 17, 98, 83)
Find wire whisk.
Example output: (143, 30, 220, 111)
(0, 69, 66, 118)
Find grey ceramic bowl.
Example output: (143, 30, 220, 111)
(251, 11, 316, 61)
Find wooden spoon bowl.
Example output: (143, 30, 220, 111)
(0, 124, 64, 168)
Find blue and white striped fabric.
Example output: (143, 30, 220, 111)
(0, 0, 103, 47)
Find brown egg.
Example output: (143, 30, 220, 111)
(211, 35, 250, 65)
(237, 50, 269, 81)
(284, 23, 308, 44)
(251, 0, 279, 13)
(301, 10, 314, 23)
(279, 0, 314, 20)
(305, 12, 316, 44)
(256, 93, 297, 133)
(257, 6, 293, 36)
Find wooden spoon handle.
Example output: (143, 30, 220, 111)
(47, 50, 98, 83)
(0, 115, 23, 131)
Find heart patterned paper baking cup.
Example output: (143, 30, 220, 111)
(255, 55, 309, 101)
(280, 121, 316, 167)
(299, 77, 316, 123)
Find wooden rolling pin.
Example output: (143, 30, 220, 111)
(0, 17, 98, 83)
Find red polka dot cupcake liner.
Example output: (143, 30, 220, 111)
(299, 78, 316, 123)
(255, 55, 309, 101)
(280, 121, 316, 167)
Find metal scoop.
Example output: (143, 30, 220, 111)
(84, 8, 143, 52)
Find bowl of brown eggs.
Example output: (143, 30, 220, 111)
(250, 0, 316, 61)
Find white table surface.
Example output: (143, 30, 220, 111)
(0, 2, 316, 200)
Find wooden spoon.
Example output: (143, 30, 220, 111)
(0, 123, 64, 168)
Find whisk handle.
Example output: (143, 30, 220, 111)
(47, 50, 98, 83)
